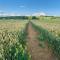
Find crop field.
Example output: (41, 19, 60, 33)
(0, 16, 60, 60)
(1, 0, 60, 59)
(31, 16, 60, 60)
(32, 17, 60, 37)
(0, 20, 28, 32)
(0, 19, 31, 60)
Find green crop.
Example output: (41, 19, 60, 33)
(31, 22, 60, 60)
(0, 20, 30, 60)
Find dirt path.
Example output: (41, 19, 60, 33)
(27, 23, 56, 60)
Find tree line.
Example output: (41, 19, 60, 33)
(0, 16, 39, 20)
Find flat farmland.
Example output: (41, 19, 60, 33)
(32, 17, 60, 37)
(0, 19, 30, 60)
(0, 17, 60, 60)
(0, 20, 28, 32)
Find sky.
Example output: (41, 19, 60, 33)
(0, 0, 60, 16)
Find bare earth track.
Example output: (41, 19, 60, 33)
(27, 23, 56, 60)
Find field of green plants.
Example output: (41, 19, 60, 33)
(31, 16, 60, 60)
(0, 16, 60, 60)
(32, 16, 60, 37)
(0, 19, 30, 60)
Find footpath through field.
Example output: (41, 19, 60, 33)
(27, 23, 56, 60)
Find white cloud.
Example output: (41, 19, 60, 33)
(0, 11, 46, 17)
(32, 12, 46, 16)
(9, 13, 17, 16)
(0, 12, 21, 17)
(24, 14, 31, 16)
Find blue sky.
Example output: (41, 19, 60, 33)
(0, 0, 60, 16)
